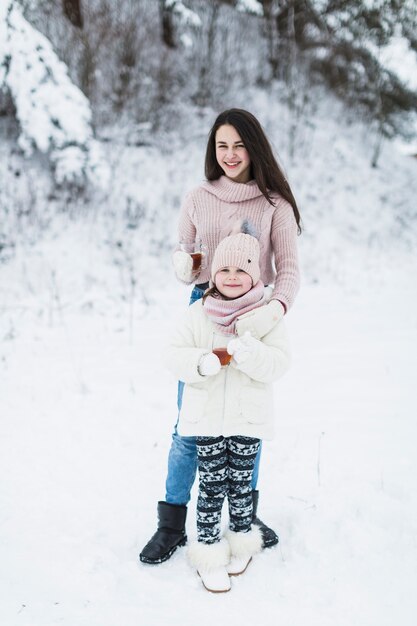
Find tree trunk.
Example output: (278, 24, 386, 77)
(194, 3, 220, 106)
(62, 0, 83, 29)
(159, 0, 176, 48)
(261, 0, 280, 79)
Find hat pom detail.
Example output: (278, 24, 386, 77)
(229, 218, 259, 240)
(241, 219, 259, 239)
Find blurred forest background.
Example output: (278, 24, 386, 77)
(7, 0, 417, 133)
(1, 0, 417, 301)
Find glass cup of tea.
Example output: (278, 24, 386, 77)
(211, 335, 232, 367)
(212, 346, 232, 367)
(179, 239, 207, 274)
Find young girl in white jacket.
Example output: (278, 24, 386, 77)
(165, 225, 291, 593)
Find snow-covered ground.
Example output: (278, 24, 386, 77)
(1, 89, 417, 625)
(1, 249, 416, 626)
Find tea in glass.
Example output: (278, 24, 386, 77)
(179, 240, 207, 273)
(212, 347, 232, 367)
(190, 252, 203, 272)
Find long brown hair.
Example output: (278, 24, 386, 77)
(205, 108, 301, 233)
(202, 285, 219, 303)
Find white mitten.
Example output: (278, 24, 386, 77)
(227, 332, 258, 365)
(198, 353, 221, 376)
(172, 250, 195, 283)
(236, 300, 284, 339)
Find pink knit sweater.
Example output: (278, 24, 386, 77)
(177, 176, 300, 310)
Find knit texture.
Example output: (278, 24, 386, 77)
(203, 279, 265, 335)
(177, 176, 300, 310)
(211, 232, 261, 285)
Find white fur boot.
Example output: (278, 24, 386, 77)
(187, 538, 231, 593)
(225, 526, 263, 576)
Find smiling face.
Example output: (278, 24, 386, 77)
(214, 266, 253, 299)
(215, 124, 251, 183)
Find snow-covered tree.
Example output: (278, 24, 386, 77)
(159, 0, 201, 48)
(256, 0, 417, 147)
(0, 1, 108, 188)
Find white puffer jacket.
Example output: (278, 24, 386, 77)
(165, 300, 291, 440)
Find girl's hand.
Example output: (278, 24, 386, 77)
(236, 300, 284, 339)
(173, 250, 196, 283)
(198, 353, 221, 376)
(227, 332, 258, 365)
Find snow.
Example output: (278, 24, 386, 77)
(1, 87, 417, 624)
(165, 0, 202, 28)
(236, 0, 264, 16)
(1, 246, 416, 625)
(362, 25, 417, 155)
(379, 35, 417, 92)
(378, 32, 417, 154)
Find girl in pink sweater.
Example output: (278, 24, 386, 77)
(140, 108, 301, 566)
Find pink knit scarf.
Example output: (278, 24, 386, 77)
(203, 280, 266, 335)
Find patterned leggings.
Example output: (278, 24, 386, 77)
(196, 435, 261, 544)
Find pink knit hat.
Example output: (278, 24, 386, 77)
(211, 225, 261, 285)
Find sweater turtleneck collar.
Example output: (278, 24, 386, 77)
(201, 176, 264, 203)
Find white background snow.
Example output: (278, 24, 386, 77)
(1, 84, 417, 625)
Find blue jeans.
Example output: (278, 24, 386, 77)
(165, 285, 262, 504)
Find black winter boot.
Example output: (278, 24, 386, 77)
(251, 490, 279, 548)
(139, 501, 187, 564)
